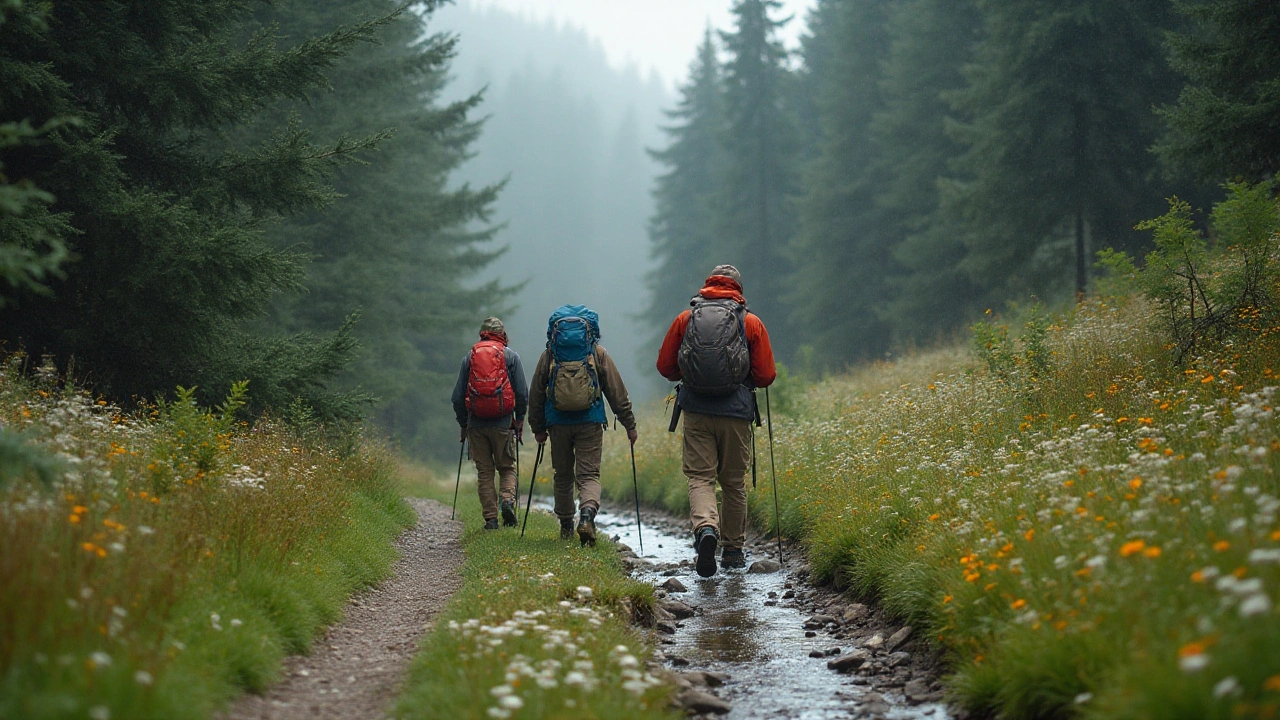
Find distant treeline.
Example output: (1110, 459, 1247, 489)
(646, 0, 1279, 369)
(0, 0, 502, 457)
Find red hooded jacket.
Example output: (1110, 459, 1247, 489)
(656, 275, 776, 388)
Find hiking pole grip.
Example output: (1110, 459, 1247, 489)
(765, 387, 784, 566)
(452, 437, 466, 521)
(630, 442, 643, 555)
(520, 442, 544, 538)
(668, 386, 682, 433)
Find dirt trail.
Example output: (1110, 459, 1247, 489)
(224, 498, 463, 720)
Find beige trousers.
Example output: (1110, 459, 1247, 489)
(468, 426, 518, 521)
(682, 411, 752, 551)
(549, 423, 603, 521)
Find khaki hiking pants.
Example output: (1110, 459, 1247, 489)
(549, 423, 603, 521)
(468, 426, 518, 521)
(682, 411, 752, 551)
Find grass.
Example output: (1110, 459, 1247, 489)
(0, 360, 414, 720)
(601, 294, 1280, 718)
(395, 492, 679, 720)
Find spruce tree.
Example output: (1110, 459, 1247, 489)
(945, 0, 1181, 301)
(874, 0, 986, 342)
(789, 0, 895, 364)
(718, 0, 800, 350)
(1158, 0, 1280, 182)
(252, 0, 505, 456)
(0, 0, 387, 416)
(645, 30, 728, 341)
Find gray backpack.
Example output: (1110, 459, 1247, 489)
(677, 298, 751, 397)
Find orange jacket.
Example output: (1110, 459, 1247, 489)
(656, 283, 776, 388)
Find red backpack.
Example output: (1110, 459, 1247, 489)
(466, 340, 515, 419)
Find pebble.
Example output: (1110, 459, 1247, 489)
(826, 650, 868, 673)
(808, 650, 826, 658)
(675, 689, 731, 715)
(864, 633, 884, 649)
(663, 600, 696, 619)
(661, 577, 688, 593)
(841, 603, 868, 623)
(805, 630, 817, 638)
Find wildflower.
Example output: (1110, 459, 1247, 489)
(1179, 653, 1210, 673)
(1074, 693, 1093, 704)
(1239, 594, 1272, 618)
(88, 651, 112, 668)
(1129, 477, 1143, 491)
(1011, 599, 1027, 610)
(1213, 676, 1241, 698)
(1143, 546, 1162, 558)
(1264, 675, 1280, 691)
(1119, 540, 1146, 557)
(134, 670, 154, 686)
(1214, 540, 1231, 552)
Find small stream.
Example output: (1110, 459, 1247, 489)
(587, 506, 951, 720)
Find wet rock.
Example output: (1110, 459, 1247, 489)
(805, 630, 817, 638)
(904, 678, 942, 705)
(886, 626, 913, 652)
(863, 634, 884, 650)
(653, 604, 676, 623)
(661, 568, 680, 577)
(808, 650, 826, 658)
(887, 652, 911, 668)
(825, 647, 842, 657)
(767, 591, 778, 599)
(747, 559, 782, 574)
(675, 689, 731, 715)
(805, 614, 838, 628)
(663, 600, 696, 619)
(782, 590, 795, 599)
(763, 600, 777, 606)
(669, 656, 690, 667)
(841, 603, 868, 623)
(826, 650, 868, 673)
(704, 671, 730, 686)
(656, 620, 678, 635)
(858, 692, 891, 717)
(661, 578, 688, 593)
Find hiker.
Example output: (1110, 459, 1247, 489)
(656, 264, 776, 577)
(528, 304, 638, 546)
(452, 317, 528, 530)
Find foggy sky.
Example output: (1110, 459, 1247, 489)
(464, 0, 818, 88)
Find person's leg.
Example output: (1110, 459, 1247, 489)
(487, 427, 519, 526)
(548, 425, 577, 522)
(573, 423, 604, 546)
(682, 412, 721, 535)
(714, 416, 753, 553)
(468, 427, 499, 522)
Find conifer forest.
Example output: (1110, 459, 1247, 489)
(2, 1, 1280, 719)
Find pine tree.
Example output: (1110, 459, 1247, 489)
(718, 0, 800, 349)
(874, 0, 986, 342)
(645, 30, 728, 341)
(1158, 0, 1280, 182)
(789, 0, 895, 364)
(945, 0, 1182, 301)
(252, 0, 505, 456)
(0, 0, 388, 416)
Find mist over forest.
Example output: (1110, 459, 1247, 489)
(434, 1, 672, 401)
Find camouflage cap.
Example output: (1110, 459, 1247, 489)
(710, 264, 742, 285)
(480, 316, 505, 335)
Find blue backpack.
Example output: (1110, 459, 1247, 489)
(545, 305, 602, 413)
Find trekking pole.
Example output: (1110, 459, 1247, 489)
(451, 437, 467, 521)
(629, 442, 644, 554)
(765, 387, 784, 566)
(520, 442, 545, 538)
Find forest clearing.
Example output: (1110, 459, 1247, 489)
(4, 0, 1280, 718)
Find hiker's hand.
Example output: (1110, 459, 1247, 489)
(513, 419, 524, 443)
(459, 427, 467, 443)
(535, 431, 548, 445)
(627, 427, 638, 446)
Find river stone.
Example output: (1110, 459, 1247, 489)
(825, 647, 842, 657)
(661, 577, 688, 593)
(886, 626, 914, 652)
(826, 650, 868, 673)
(669, 656, 690, 667)
(841, 603, 868, 623)
(864, 633, 884, 650)
(704, 671, 730, 686)
(904, 678, 941, 705)
(656, 620, 678, 635)
(675, 689, 731, 715)
(681, 670, 728, 688)
(806, 614, 838, 627)
(616, 543, 634, 555)
(747, 559, 782, 574)
(661, 568, 680, 577)
(808, 650, 826, 658)
(663, 600, 696, 619)
(888, 651, 911, 667)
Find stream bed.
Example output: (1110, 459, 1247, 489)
(591, 506, 953, 720)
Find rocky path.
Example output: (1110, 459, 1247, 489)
(224, 498, 464, 720)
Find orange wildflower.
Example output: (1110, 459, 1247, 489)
(1120, 540, 1146, 557)
(1011, 599, 1027, 610)
(1214, 540, 1231, 552)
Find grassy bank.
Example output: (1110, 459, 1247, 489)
(0, 361, 414, 720)
(605, 297, 1280, 717)
(395, 495, 676, 720)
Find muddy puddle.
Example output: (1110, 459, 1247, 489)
(588, 505, 952, 720)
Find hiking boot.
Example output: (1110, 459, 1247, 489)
(720, 547, 746, 570)
(483, 518, 499, 531)
(559, 518, 575, 540)
(694, 527, 719, 577)
(500, 500, 518, 527)
(577, 507, 598, 548)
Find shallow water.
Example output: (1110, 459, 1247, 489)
(590, 506, 951, 720)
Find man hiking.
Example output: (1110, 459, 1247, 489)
(656, 265, 776, 577)
(452, 317, 528, 530)
(528, 304, 638, 546)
